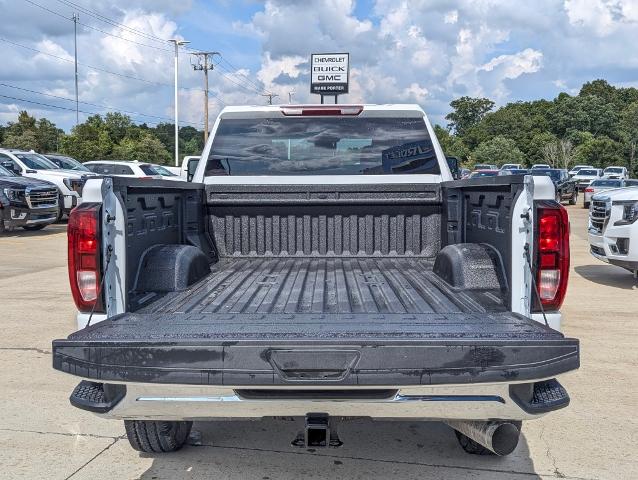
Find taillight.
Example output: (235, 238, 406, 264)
(534, 201, 570, 311)
(68, 203, 103, 313)
(585, 187, 594, 192)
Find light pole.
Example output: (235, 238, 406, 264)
(169, 38, 190, 166)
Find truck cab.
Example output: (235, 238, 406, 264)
(52, 104, 578, 457)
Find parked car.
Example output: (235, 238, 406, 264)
(530, 169, 578, 205)
(52, 103, 578, 458)
(84, 160, 182, 180)
(572, 168, 603, 191)
(473, 163, 497, 170)
(0, 164, 58, 231)
(583, 179, 625, 208)
(498, 168, 528, 176)
(625, 179, 638, 187)
(43, 154, 92, 173)
(500, 163, 523, 170)
(589, 186, 638, 277)
(0, 149, 90, 220)
(469, 169, 499, 178)
(531, 164, 551, 169)
(602, 166, 628, 180)
(568, 165, 593, 177)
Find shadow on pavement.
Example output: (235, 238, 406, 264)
(136, 419, 541, 479)
(574, 264, 638, 289)
(0, 222, 66, 238)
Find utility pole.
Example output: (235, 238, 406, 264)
(168, 38, 190, 166)
(191, 51, 219, 144)
(261, 93, 279, 105)
(72, 13, 79, 126)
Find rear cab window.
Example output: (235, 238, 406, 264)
(205, 114, 440, 177)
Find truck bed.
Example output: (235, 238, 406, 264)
(141, 257, 505, 317)
(53, 179, 579, 388)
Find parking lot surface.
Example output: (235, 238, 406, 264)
(1, 206, 637, 480)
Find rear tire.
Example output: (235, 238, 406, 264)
(569, 191, 577, 205)
(124, 420, 192, 453)
(584, 201, 590, 209)
(22, 224, 46, 231)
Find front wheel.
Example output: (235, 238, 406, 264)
(124, 420, 192, 453)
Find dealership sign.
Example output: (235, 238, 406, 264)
(310, 53, 349, 96)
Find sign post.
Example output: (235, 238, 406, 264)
(310, 53, 349, 104)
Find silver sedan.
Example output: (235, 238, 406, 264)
(583, 179, 624, 208)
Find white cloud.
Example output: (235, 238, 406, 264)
(479, 48, 543, 79)
(444, 10, 459, 24)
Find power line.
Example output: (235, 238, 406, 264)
(22, 0, 173, 53)
(25, 0, 263, 100)
(261, 93, 279, 105)
(0, 83, 205, 127)
(0, 37, 225, 103)
(0, 93, 175, 127)
(53, 0, 170, 45)
(217, 55, 265, 93)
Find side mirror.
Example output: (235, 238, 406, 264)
(186, 158, 198, 182)
(446, 156, 460, 180)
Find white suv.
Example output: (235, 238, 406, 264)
(84, 160, 181, 180)
(0, 149, 91, 219)
(602, 166, 628, 180)
(589, 186, 638, 277)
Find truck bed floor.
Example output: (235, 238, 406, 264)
(141, 257, 505, 316)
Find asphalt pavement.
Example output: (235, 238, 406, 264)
(0, 206, 636, 479)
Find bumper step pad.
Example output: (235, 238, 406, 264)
(510, 378, 570, 414)
(70, 381, 126, 413)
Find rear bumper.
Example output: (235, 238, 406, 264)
(68, 378, 571, 421)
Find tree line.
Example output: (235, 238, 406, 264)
(0, 79, 636, 174)
(0, 111, 205, 165)
(436, 79, 638, 176)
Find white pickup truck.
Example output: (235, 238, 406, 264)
(589, 186, 638, 277)
(52, 104, 578, 457)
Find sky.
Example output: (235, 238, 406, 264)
(0, 0, 637, 131)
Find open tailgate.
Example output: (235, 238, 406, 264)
(53, 311, 579, 386)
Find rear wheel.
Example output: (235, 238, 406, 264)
(584, 201, 590, 209)
(22, 224, 46, 231)
(124, 420, 192, 453)
(569, 190, 577, 205)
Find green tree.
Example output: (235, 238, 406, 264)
(574, 136, 624, 168)
(112, 131, 171, 164)
(445, 96, 495, 136)
(619, 102, 638, 176)
(2, 129, 38, 150)
(471, 136, 524, 167)
(548, 94, 619, 139)
(527, 132, 558, 166)
(104, 112, 133, 143)
(35, 118, 63, 152)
